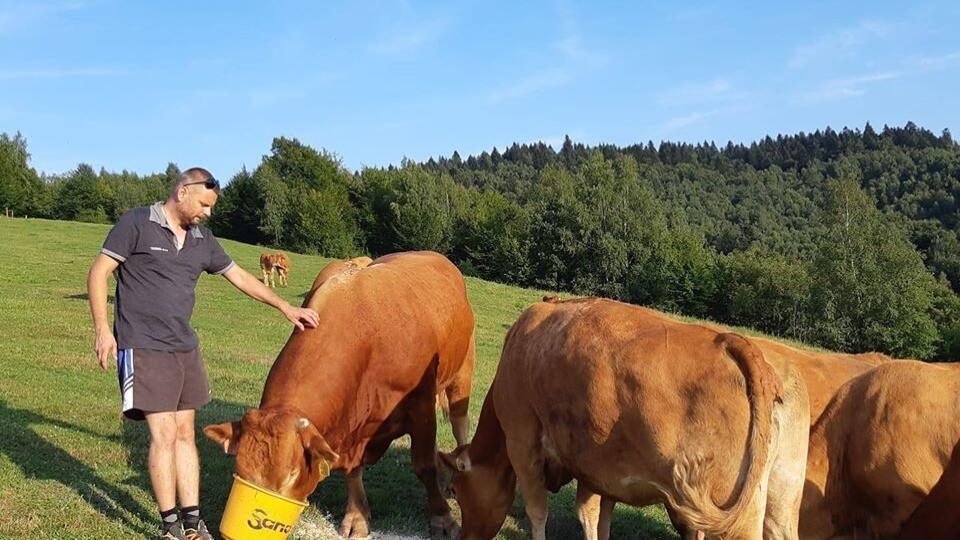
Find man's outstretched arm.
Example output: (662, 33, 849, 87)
(221, 265, 320, 331)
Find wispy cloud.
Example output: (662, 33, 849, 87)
(368, 16, 452, 55)
(796, 42, 960, 104)
(789, 20, 892, 68)
(246, 73, 342, 108)
(665, 6, 713, 23)
(0, 1, 86, 35)
(663, 109, 721, 131)
(552, 0, 609, 67)
(486, 0, 607, 106)
(797, 71, 902, 103)
(0, 67, 119, 80)
(657, 78, 749, 106)
(919, 50, 960, 68)
(655, 78, 754, 130)
(486, 70, 571, 105)
(553, 34, 608, 67)
(247, 88, 308, 108)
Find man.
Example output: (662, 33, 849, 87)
(87, 167, 319, 540)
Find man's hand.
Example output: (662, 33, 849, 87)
(282, 303, 320, 331)
(223, 265, 321, 331)
(94, 328, 118, 370)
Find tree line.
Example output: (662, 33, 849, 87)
(2, 123, 959, 360)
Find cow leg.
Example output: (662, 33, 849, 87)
(408, 364, 458, 540)
(261, 267, 270, 287)
(340, 467, 371, 539)
(504, 424, 549, 540)
(410, 405, 457, 540)
(576, 484, 616, 540)
(279, 268, 288, 287)
(576, 482, 601, 540)
(446, 337, 474, 447)
(598, 496, 614, 540)
(338, 416, 405, 538)
(763, 403, 806, 540)
(516, 464, 549, 540)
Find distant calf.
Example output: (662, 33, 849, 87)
(259, 252, 291, 287)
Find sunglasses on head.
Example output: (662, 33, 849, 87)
(183, 177, 221, 191)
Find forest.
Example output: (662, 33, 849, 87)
(2, 122, 958, 360)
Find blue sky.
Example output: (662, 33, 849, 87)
(2, 1, 959, 179)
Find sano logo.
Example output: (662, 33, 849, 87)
(247, 508, 293, 533)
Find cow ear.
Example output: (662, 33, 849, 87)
(203, 421, 241, 456)
(438, 451, 458, 472)
(298, 419, 339, 480)
(439, 447, 471, 473)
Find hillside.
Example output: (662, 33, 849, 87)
(0, 217, 679, 539)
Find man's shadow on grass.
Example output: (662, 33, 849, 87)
(0, 398, 153, 536)
(63, 293, 113, 303)
(0, 396, 262, 536)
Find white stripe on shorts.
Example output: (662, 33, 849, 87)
(118, 348, 135, 414)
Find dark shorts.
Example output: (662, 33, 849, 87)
(117, 348, 211, 421)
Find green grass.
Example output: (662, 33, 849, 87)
(0, 216, 678, 540)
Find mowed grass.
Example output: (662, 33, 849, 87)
(0, 216, 678, 540)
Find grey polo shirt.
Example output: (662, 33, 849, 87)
(101, 202, 235, 352)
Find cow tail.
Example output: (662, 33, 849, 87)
(659, 332, 783, 536)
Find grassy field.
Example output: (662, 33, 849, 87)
(0, 216, 678, 540)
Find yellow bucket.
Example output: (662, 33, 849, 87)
(219, 474, 308, 540)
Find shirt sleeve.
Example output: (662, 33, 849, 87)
(207, 235, 235, 275)
(101, 210, 139, 263)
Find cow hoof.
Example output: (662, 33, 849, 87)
(340, 513, 371, 539)
(429, 514, 460, 540)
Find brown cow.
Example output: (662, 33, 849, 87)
(665, 325, 890, 426)
(749, 337, 889, 424)
(204, 251, 475, 539)
(799, 360, 960, 539)
(595, 337, 891, 539)
(260, 252, 291, 287)
(899, 439, 960, 539)
(441, 297, 810, 540)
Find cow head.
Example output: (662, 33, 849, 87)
(204, 408, 339, 501)
(439, 445, 516, 540)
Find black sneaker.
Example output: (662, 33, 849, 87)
(184, 519, 214, 540)
(159, 523, 186, 540)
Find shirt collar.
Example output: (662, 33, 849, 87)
(149, 201, 204, 238)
